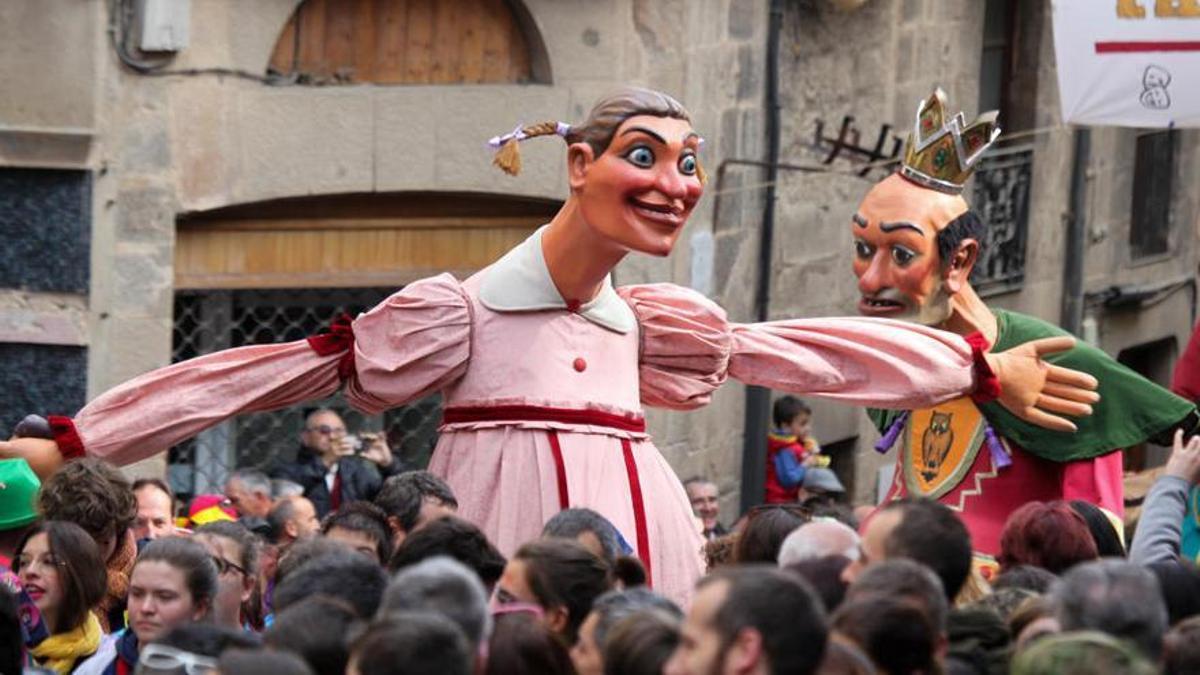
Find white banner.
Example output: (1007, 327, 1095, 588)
(1053, 0, 1200, 128)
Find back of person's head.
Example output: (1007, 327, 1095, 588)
(778, 519, 859, 566)
(194, 520, 260, 578)
(267, 496, 301, 544)
(602, 609, 680, 675)
(37, 457, 136, 551)
(228, 468, 271, 496)
(833, 595, 937, 675)
(388, 516, 506, 589)
(1052, 558, 1168, 659)
(1000, 501, 1099, 575)
(14, 520, 107, 633)
(0, 587, 21, 675)
(1010, 630, 1158, 675)
(514, 538, 612, 644)
(991, 564, 1057, 594)
(972, 586, 1038, 623)
(348, 612, 471, 675)
(589, 588, 682, 653)
(484, 609, 575, 675)
(146, 621, 260, 656)
(783, 555, 851, 613)
(773, 395, 810, 427)
(264, 595, 361, 675)
(1163, 615, 1200, 675)
(1147, 560, 1200, 625)
(136, 536, 220, 615)
(699, 566, 828, 675)
(814, 639, 876, 675)
(1067, 500, 1125, 558)
(273, 550, 387, 618)
(218, 648, 314, 675)
(321, 501, 392, 563)
(542, 508, 621, 566)
(881, 498, 972, 600)
(275, 536, 346, 583)
(735, 505, 810, 564)
(374, 471, 458, 533)
(271, 479, 305, 500)
(846, 558, 948, 633)
(378, 556, 490, 650)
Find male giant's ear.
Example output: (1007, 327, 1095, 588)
(944, 238, 979, 294)
(567, 142, 595, 192)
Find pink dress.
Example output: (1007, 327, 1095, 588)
(59, 228, 986, 604)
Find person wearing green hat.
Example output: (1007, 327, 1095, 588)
(0, 457, 41, 569)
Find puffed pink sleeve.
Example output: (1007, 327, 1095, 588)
(59, 274, 471, 466)
(620, 283, 982, 411)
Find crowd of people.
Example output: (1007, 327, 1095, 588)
(3, 411, 1200, 675)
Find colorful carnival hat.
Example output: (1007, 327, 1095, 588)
(899, 88, 1001, 195)
(187, 494, 237, 527)
(0, 458, 40, 529)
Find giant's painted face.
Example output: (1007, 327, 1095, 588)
(574, 115, 704, 257)
(851, 173, 969, 326)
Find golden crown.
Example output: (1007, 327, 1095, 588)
(899, 88, 1001, 195)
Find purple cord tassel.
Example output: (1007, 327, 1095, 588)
(984, 424, 1012, 469)
(874, 411, 909, 454)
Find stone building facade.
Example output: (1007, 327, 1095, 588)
(1, 0, 1195, 514)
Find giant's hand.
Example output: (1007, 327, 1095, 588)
(983, 336, 1100, 432)
(0, 436, 64, 480)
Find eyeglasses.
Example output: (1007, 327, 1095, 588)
(305, 424, 346, 435)
(210, 555, 248, 577)
(492, 602, 544, 619)
(139, 643, 219, 675)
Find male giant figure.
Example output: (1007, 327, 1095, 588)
(854, 89, 1196, 560)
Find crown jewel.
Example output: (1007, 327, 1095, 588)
(900, 88, 1001, 195)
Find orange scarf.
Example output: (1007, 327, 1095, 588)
(95, 529, 136, 632)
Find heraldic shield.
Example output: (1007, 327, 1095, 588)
(902, 397, 988, 500)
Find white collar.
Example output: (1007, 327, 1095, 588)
(478, 226, 636, 334)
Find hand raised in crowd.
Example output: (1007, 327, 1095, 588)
(1165, 428, 1200, 484)
(983, 335, 1100, 433)
(359, 432, 393, 468)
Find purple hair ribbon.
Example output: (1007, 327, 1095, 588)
(984, 424, 1012, 469)
(874, 411, 909, 454)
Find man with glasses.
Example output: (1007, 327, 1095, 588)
(270, 408, 402, 517)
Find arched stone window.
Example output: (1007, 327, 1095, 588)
(267, 0, 550, 85)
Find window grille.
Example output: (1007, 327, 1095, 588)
(1130, 129, 1177, 259)
(970, 144, 1033, 296)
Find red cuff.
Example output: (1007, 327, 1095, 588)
(965, 331, 1001, 404)
(306, 313, 356, 381)
(47, 415, 86, 460)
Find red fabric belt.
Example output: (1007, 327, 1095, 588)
(442, 405, 647, 433)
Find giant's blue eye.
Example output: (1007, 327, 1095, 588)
(679, 154, 697, 175)
(624, 146, 655, 168)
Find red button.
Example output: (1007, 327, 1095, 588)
(573, 357, 587, 372)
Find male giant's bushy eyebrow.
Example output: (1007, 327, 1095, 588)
(852, 214, 868, 228)
(880, 221, 927, 237)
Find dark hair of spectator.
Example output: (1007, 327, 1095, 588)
(132, 477, 175, 510)
(815, 640, 877, 675)
(1007, 595, 1054, 643)
(514, 538, 612, 644)
(273, 550, 388, 619)
(734, 505, 809, 564)
(698, 566, 828, 675)
(218, 648, 315, 675)
(0, 587, 23, 675)
(999, 501, 1099, 575)
(589, 588, 682, 651)
(136, 536, 220, 613)
(1163, 615, 1200, 675)
(349, 612, 472, 675)
(602, 610, 680, 675)
(973, 586, 1038, 623)
(613, 555, 647, 588)
(379, 556, 491, 650)
(151, 621, 260, 655)
(1147, 560, 1200, 626)
(264, 595, 362, 675)
(1053, 559, 1168, 660)
(194, 520, 260, 580)
(388, 516, 506, 590)
(833, 595, 938, 675)
(991, 564, 1057, 594)
(374, 471, 458, 533)
(275, 537, 347, 585)
(845, 558, 948, 632)
(14, 520, 107, 634)
(483, 610, 575, 675)
(542, 508, 620, 565)
(772, 395, 811, 428)
(1068, 500, 1126, 558)
(807, 501, 858, 529)
(881, 498, 972, 600)
(321, 501, 393, 563)
(267, 496, 300, 544)
(783, 554, 851, 613)
(37, 458, 137, 544)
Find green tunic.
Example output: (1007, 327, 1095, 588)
(868, 309, 1196, 462)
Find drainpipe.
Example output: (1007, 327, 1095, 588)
(739, 0, 785, 514)
(1061, 128, 1090, 335)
